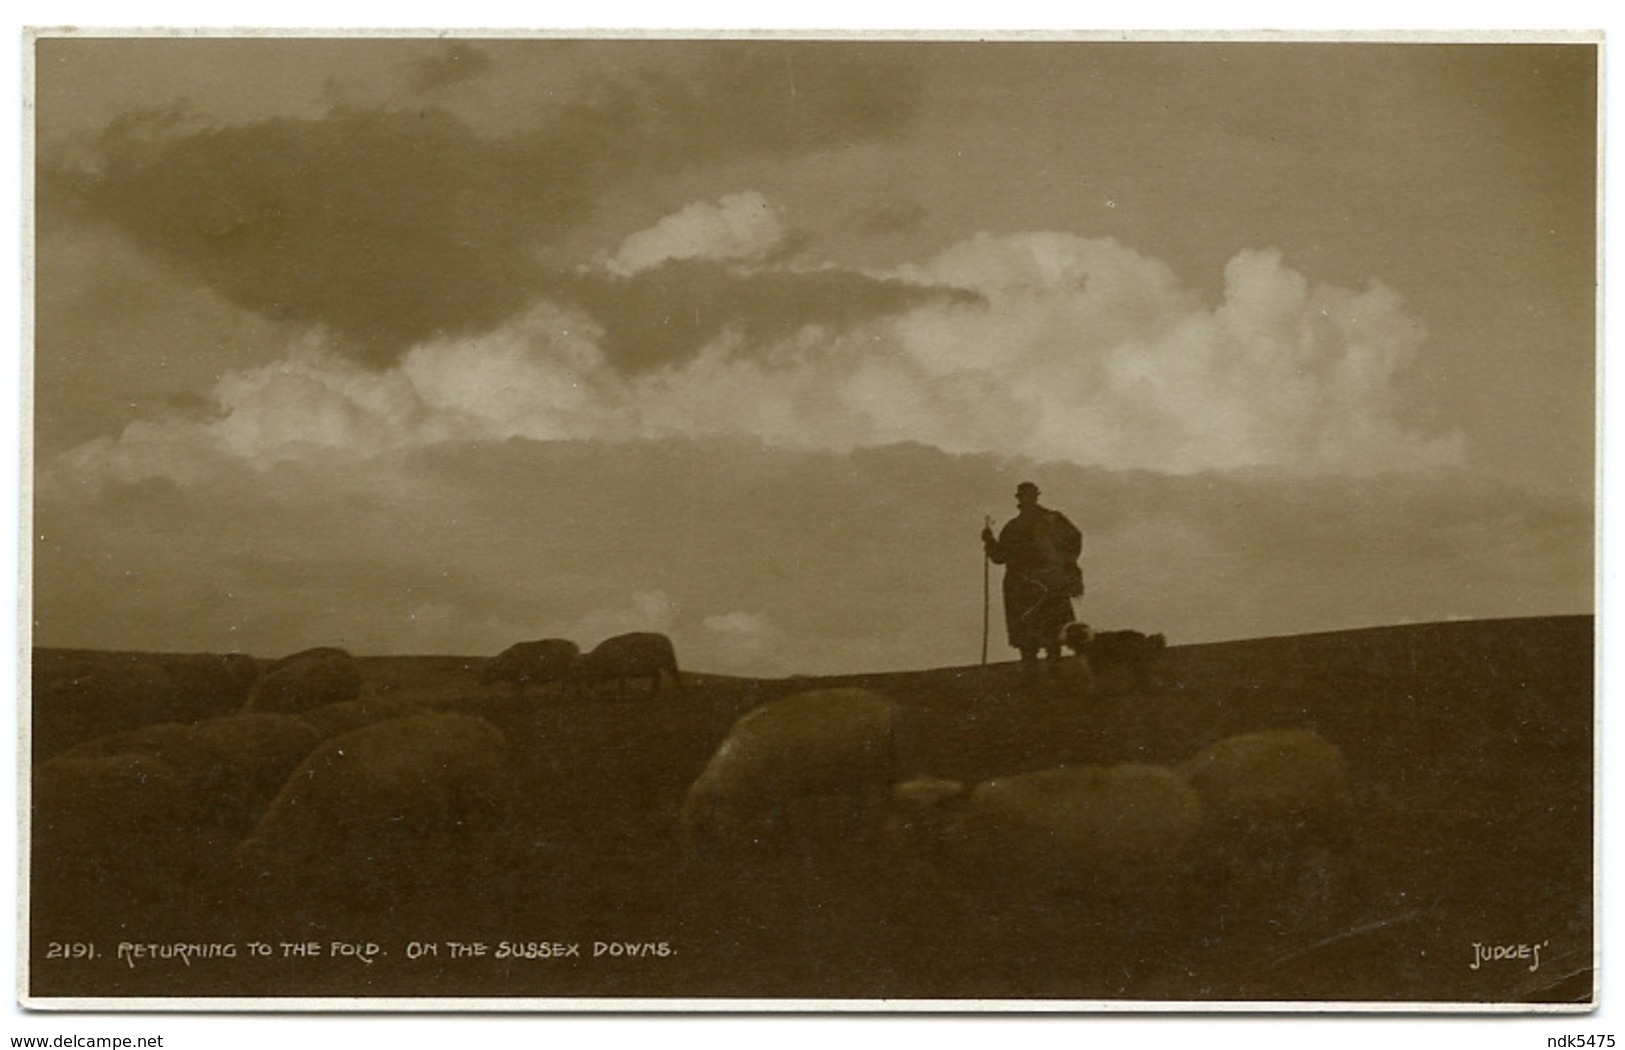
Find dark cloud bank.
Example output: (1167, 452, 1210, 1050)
(39, 42, 930, 367)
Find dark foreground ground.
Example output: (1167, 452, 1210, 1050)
(25, 616, 1594, 1006)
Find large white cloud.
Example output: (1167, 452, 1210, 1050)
(894, 233, 1462, 472)
(43, 225, 1464, 496)
(601, 191, 788, 276)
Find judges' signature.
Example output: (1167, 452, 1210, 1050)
(1471, 940, 1550, 972)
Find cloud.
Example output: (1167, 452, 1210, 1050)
(41, 229, 1464, 497)
(893, 233, 1463, 473)
(32, 222, 298, 456)
(44, 332, 426, 497)
(559, 258, 983, 373)
(39, 43, 927, 365)
(41, 45, 1455, 478)
(44, 105, 570, 365)
(602, 191, 789, 276)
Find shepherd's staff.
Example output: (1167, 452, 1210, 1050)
(981, 514, 994, 666)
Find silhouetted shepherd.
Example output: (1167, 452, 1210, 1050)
(482, 638, 580, 700)
(1061, 623, 1167, 693)
(982, 481, 1083, 683)
(568, 631, 683, 700)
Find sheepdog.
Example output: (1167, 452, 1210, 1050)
(1059, 622, 1167, 693)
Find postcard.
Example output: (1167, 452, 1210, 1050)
(20, 30, 1599, 1011)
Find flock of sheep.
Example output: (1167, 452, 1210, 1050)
(34, 628, 1357, 951)
(680, 686, 1356, 930)
(479, 632, 682, 701)
(36, 635, 683, 884)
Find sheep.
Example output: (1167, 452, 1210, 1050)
(481, 638, 579, 700)
(1060, 622, 1167, 693)
(33, 751, 199, 851)
(928, 763, 1206, 916)
(150, 650, 263, 717)
(1177, 728, 1357, 928)
(243, 647, 364, 715)
(31, 652, 175, 759)
(881, 776, 969, 874)
(567, 632, 682, 700)
(297, 696, 425, 742)
(235, 712, 511, 881)
(217, 652, 264, 691)
(31, 649, 261, 759)
(680, 688, 901, 860)
(55, 713, 324, 838)
(1179, 728, 1352, 846)
(31, 752, 205, 914)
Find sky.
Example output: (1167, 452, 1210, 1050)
(27, 33, 1598, 677)
(6, 4, 1620, 1046)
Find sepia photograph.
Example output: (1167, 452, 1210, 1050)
(18, 24, 1600, 1016)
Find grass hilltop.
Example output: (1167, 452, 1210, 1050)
(26, 615, 1593, 1006)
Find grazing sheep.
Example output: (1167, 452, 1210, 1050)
(1179, 728, 1352, 844)
(568, 632, 682, 700)
(31, 654, 175, 760)
(881, 776, 969, 869)
(152, 650, 264, 717)
(217, 651, 264, 689)
(482, 639, 580, 700)
(243, 647, 364, 715)
(680, 688, 901, 859)
(929, 763, 1205, 915)
(56, 712, 322, 822)
(34, 751, 199, 849)
(235, 712, 511, 877)
(1060, 623, 1167, 693)
(297, 696, 425, 742)
(32, 752, 206, 913)
(31, 649, 263, 759)
(263, 646, 354, 673)
(156, 651, 262, 703)
(1178, 728, 1357, 926)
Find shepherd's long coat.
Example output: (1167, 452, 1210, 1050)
(985, 506, 1082, 652)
